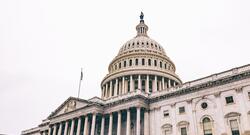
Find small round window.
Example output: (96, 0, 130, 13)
(201, 102, 208, 109)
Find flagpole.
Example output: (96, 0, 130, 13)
(77, 68, 83, 98)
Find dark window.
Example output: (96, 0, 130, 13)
(179, 107, 185, 114)
(148, 59, 151, 66)
(163, 110, 169, 117)
(129, 59, 132, 66)
(119, 63, 121, 69)
(135, 59, 138, 65)
(225, 96, 234, 104)
(160, 62, 162, 68)
(124, 61, 126, 67)
(164, 63, 167, 69)
(154, 60, 157, 66)
(181, 127, 187, 135)
(142, 59, 145, 65)
(201, 102, 208, 109)
(115, 65, 117, 70)
(248, 92, 250, 99)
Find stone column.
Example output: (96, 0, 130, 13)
(136, 107, 141, 135)
(168, 79, 171, 88)
(115, 78, 118, 96)
(117, 111, 121, 135)
(100, 115, 105, 135)
(58, 123, 62, 135)
(76, 117, 82, 135)
(101, 86, 104, 98)
(161, 77, 165, 90)
(108, 113, 113, 135)
(122, 77, 125, 94)
(130, 75, 134, 92)
(70, 119, 75, 135)
(110, 81, 113, 97)
(105, 84, 108, 98)
(153, 76, 157, 92)
(83, 116, 89, 135)
(144, 110, 149, 135)
(91, 113, 96, 135)
(138, 75, 141, 90)
(48, 126, 51, 135)
(64, 121, 68, 135)
(126, 109, 131, 135)
(145, 75, 149, 93)
(53, 125, 57, 135)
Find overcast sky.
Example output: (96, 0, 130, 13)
(1, 0, 250, 134)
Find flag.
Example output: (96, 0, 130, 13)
(80, 68, 83, 80)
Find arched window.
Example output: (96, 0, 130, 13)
(124, 61, 126, 67)
(148, 59, 151, 66)
(129, 59, 132, 66)
(160, 61, 162, 68)
(135, 59, 138, 65)
(154, 60, 157, 66)
(142, 58, 145, 65)
(119, 63, 121, 69)
(202, 117, 213, 135)
(164, 63, 167, 69)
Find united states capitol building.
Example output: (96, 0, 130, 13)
(22, 13, 250, 135)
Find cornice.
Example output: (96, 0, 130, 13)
(149, 70, 250, 103)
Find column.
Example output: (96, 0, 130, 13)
(130, 75, 134, 92)
(109, 81, 113, 97)
(126, 109, 131, 135)
(108, 113, 113, 135)
(161, 77, 165, 90)
(76, 117, 82, 135)
(117, 111, 121, 135)
(64, 121, 68, 135)
(173, 81, 176, 87)
(100, 115, 105, 135)
(136, 107, 141, 135)
(105, 84, 108, 98)
(122, 77, 125, 94)
(58, 123, 62, 135)
(115, 78, 118, 96)
(138, 75, 141, 90)
(168, 79, 171, 88)
(144, 110, 149, 135)
(91, 113, 96, 135)
(53, 125, 56, 135)
(83, 116, 89, 135)
(48, 127, 51, 135)
(153, 76, 157, 92)
(145, 75, 149, 93)
(70, 119, 75, 135)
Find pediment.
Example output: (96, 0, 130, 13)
(49, 97, 89, 118)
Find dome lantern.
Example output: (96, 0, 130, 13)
(136, 12, 148, 37)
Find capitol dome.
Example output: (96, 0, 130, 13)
(101, 12, 182, 99)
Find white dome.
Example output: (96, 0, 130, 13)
(117, 36, 167, 57)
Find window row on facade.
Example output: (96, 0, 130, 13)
(110, 58, 174, 72)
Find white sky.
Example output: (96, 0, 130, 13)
(1, 0, 250, 134)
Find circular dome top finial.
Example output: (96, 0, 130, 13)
(136, 12, 148, 37)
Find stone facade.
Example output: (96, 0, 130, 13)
(22, 13, 250, 135)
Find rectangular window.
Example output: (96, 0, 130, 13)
(179, 106, 185, 114)
(230, 119, 240, 135)
(225, 96, 234, 104)
(181, 127, 187, 135)
(248, 92, 250, 100)
(163, 110, 169, 117)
